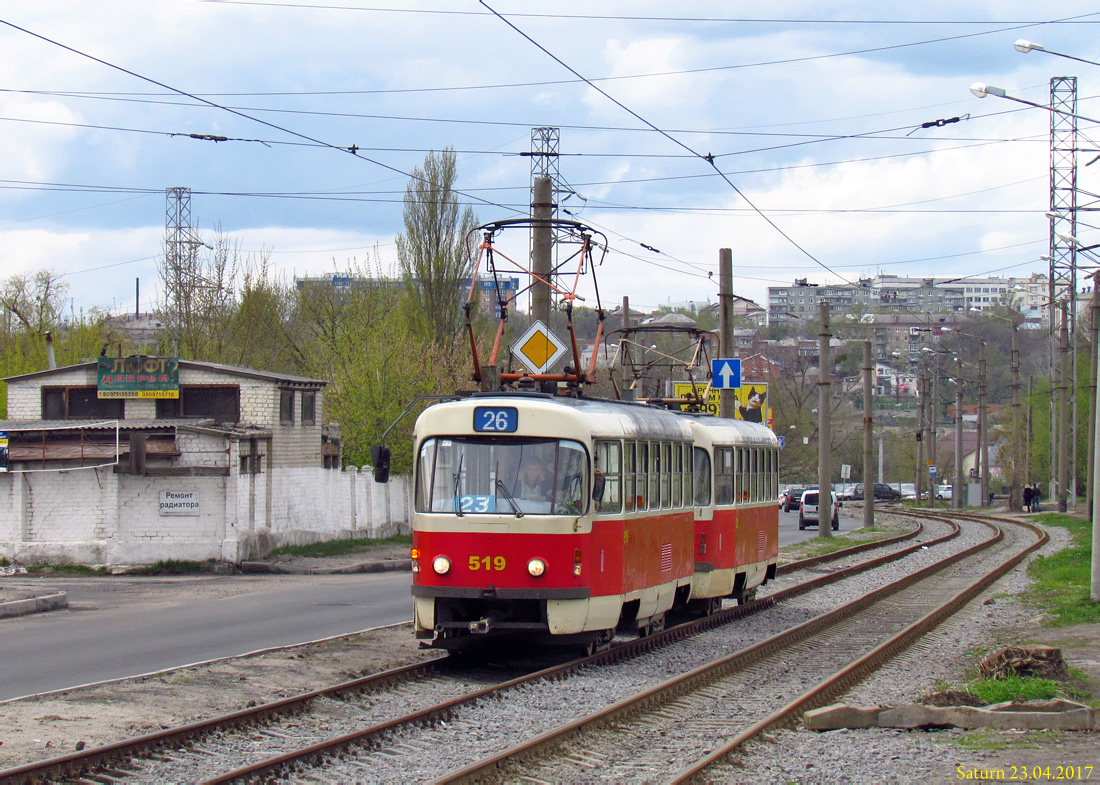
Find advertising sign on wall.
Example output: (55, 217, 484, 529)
(97, 356, 180, 399)
(0, 430, 7, 473)
(160, 490, 200, 516)
(672, 381, 772, 427)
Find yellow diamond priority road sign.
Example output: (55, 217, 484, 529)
(512, 320, 567, 374)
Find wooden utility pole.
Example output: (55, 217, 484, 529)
(718, 248, 734, 419)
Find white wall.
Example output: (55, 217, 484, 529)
(0, 467, 412, 566)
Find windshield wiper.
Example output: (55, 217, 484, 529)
(495, 479, 524, 518)
(452, 454, 464, 517)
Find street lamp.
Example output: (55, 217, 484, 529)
(969, 83, 1100, 124)
(1014, 39, 1100, 68)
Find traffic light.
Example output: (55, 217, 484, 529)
(915, 431, 922, 442)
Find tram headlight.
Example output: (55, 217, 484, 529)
(527, 558, 547, 577)
(432, 556, 451, 575)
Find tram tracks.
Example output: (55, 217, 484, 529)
(441, 513, 1046, 783)
(1, 515, 969, 783)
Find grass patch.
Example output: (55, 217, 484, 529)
(28, 563, 110, 576)
(953, 729, 1061, 751)
(967, 674, 1064, 704)
(781, 526, 904, 562)
(123, 560, 211, 576)
(1023, 513, 1100, 627)
(269, 535, 412, 559)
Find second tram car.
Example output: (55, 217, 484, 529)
(407, 391, 778, 652)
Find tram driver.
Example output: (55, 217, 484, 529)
(516, 462, 553, 502)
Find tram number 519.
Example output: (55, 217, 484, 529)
(469, 555, 506, 571)
(473, 406, 518, 433)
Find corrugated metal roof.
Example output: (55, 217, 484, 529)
(2, 359, 326, 386)
(0, 419, 211, 431)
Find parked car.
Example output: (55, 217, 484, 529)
(779, 485, 809, 512)
(934, 484, 953, 500)
(799, 489, 841, 530)
(849, 483, 903, 502)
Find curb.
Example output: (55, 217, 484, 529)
(239, 559, 413, 575)
(0, 591, 69, 620)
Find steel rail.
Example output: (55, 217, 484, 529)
(0, 517, 948, 784)
(434, 515, 1037, 783)
(671, 515, 1047, 782)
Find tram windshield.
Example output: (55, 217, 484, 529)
(416, 437, 589, 516)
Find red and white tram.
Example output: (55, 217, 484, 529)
(407, 391, 778, 652)
(682, 416, 779, 614)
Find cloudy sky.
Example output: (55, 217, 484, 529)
(2, 1, 1099, 318)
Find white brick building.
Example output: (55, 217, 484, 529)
(0, 360, 410, 566)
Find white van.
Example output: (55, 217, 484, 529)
(798, 489, 840, 531)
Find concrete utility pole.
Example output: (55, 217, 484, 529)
(979, 340, 989, 506)
(1059, 302, 1070, 512)
(863, 341, 874, 530)
(916, 358, 926, 506)
(1091, 313, 1100, 598)
(1088, 276, 1100, 516)
(954, 362, 964, 509)
(531, 177, 553, 329)
(718, 248, 734, 419)
(818, 301, 832, 538)
(1010, 317, 1022, 511)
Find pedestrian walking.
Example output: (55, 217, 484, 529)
(1023, 484, 1033, 512)
(1032, 484, 1042, 512)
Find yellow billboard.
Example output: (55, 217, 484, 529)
(672, 381, 772, 427)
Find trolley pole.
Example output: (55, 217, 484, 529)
(818, 301, 832, 538)
(718, 248, 734, 419)
(621, 295, 634, 401)
(863, 341, 874, 530)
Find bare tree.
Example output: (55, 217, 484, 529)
(396, 148, 478, 346)
(156, 228, 239, 359)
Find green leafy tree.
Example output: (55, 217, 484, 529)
(396, 148, 479, 347)
(296, 258, 468, 472)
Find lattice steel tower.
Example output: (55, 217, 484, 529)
(1048, 77, 1079, 509)
(1049, 77, 1078, 312)
(163, 187, 202, 342)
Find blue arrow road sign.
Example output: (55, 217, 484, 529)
(711, 358, 741, 389)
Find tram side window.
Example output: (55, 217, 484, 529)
(655, 439, 664, 507)
(754, 448, 762, 502)
(715, 446, 734, 505)
(644, 441, 656, 509)
(638, 441, 650, 511)
(594, 440, 622, 514)
(743, 448, 753, 503)
(624, 441, 636, 512)
(668, 444, 677, 503)
(771, 449, 779, 499)
(693, 447, 711, 506)
(683, 443, 694, 506)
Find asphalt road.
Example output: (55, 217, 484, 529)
(777, 505, 859, 546)
(0, 571, 413, 702)
(0, 509, 861, 701)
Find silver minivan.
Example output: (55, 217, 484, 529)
(798, 489, 840, 531)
